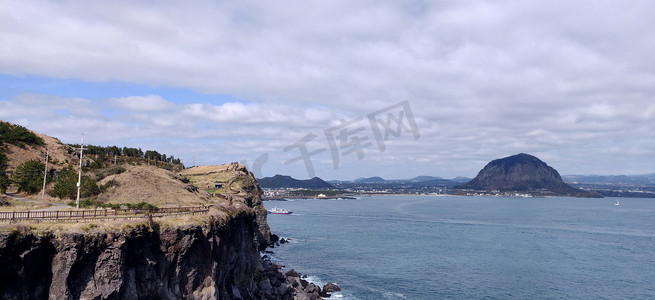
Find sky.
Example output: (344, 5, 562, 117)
(1, 0, 655, 180)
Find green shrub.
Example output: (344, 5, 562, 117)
(51, 167, 101, 199)
(102, 203, 122, 209)
(0, 174, 9, 194)
(89, 159, 102, 169)
(100, 179, 121, 192)
(79, 199, 98, 208)
(94, 166, 126, 181)
(67, 199, 103, 208)
(12, 160, 47, 194)
(126, 202, 157, 210)
(0, 149, 9, 194)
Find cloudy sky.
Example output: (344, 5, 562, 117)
(1, 1, 655, 180)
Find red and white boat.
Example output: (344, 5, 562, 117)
(267, 207, 293, 215)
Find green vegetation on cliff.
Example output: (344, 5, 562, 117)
(76, 144, 183, 171)
(0, 121, 44, 148)
(0, 121, 45, 193)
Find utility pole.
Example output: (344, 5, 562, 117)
(41, 149, 49, 198)
(76, 134, 86, 209)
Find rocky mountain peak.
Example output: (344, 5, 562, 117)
(457, 153, 599, 197)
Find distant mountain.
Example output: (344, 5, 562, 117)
(563, 174, 655, 186)
(408, 176, 443, 182)
(257, 174, 334, 189)
(457, 153, 600, 197)
(450, 176, 472, 183)
(330, 175, 466, 188)
(354, 176, 386, 183)
(415, 178, 460, 187)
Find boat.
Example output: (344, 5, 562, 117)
(614, 199, 620, 206)
(267, 207, 293, 215)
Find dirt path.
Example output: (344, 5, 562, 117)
(4, 193, 69, 211)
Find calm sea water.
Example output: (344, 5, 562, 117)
(264, 195, 655, 299)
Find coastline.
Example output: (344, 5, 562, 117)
(0, 164, 341, 299)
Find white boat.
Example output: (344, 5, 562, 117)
(614, 199, 620, 206)
(267, 207, 293, 215)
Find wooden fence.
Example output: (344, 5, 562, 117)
(0, 205, 210, 222)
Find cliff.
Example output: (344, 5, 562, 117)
(179, 163, 271, 251)
(0, 165, 334, 299)
(457, 153, 600, 197)
(0, 211, 280, 299)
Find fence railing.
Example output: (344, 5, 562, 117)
(0, 205, 210, 222)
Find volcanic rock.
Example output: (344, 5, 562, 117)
(457, 153, 600, 197)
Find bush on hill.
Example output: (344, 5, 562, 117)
(12, 159, 48, 194)
(67, 199, 157, 210)
(0, 149, 9, 194)
(51, 167, 101, 199)
(0, 121, 44, 148)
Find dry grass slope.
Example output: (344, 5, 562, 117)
(180, 164, 239, 189)
(97, 165, 212, 206)
(4, 132, 76, 171)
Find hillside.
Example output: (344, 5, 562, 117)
(0, 122, 335, 300)
(457, 153, 600, 197)
(1, 121, 71, 168)
(0, 120, 187, 205)
(3, 131, 75, 171)
(97, 165, 211, 205)
(258, 174, 334, 189)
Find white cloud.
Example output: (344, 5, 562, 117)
(108, 95, 176, 112)
(2, 1, 655, 178)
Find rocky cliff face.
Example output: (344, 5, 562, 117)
(230, 165, 272, 251)
(0, 167, 333, 299)
(0, 212, 283, 299)
(457, 153, 599, 197)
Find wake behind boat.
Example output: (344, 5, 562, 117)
(268, 207, 293, 215)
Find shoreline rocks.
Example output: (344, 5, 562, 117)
(264, 237, 340, 300)
(259, 260, 341, 300)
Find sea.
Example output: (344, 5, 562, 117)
(264, 195, 655, 299)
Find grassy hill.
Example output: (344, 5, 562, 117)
(0, 120, 214, 208)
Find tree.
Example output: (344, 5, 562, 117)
(51, 167, 100, 199)
(12, 159, 46, 194)
(0, 174, 9, 194)
(0, 148, 9, 194)
(144, 150, 162, 161)
(107, 146, 120, 156)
